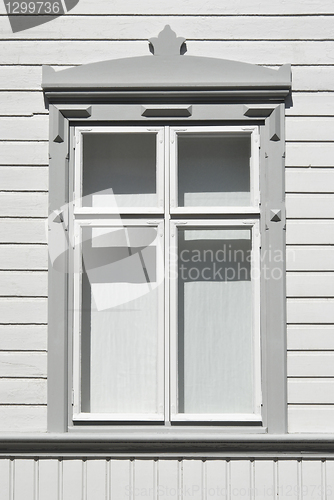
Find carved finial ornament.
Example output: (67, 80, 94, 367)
(149, 25, 186, 56)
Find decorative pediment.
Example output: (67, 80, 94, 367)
(42, 26, 291, 97)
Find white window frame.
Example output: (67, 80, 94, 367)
(169, 219, 262, 423)
(73, 126, 165, 215)
(72, 218, 165, 422)
(169, 126, 260, 215)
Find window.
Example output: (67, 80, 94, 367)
(70, 125, 263, 424)
(43, 26, 291, 434)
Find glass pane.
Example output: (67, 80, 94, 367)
(80, 225, 161, 414)
(177, 133, 251, 207)
(82, 132, 158, 208)
(177, 227, 254, 414)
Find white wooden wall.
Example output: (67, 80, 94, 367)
(0, 0, 334, 433)
(0, 458, 333, 500)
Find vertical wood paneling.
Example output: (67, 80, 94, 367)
(0, 459, 10, 500)
(62, 460, 83, 500)
(206, 460, 227, 499)
(86, 460, 107, 500)
(277, 461, 299, 500)
(301, 461, 323, 500)
(254, 461, 276, 500)
(110, 460, 131, 500)
(133, 460, 155, 500)
(13, 459, 35, 500)
(182, 460, 203, 500)
(230, 461, 252, 500)
(157, 460, 179, 500)
(38, 460, 59, 500)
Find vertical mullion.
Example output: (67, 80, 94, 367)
(164, 126, 171, 424)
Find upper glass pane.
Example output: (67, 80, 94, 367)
(80, 225, 162, 415)
(82, 132, 158, 208)
(177, 132, 252, 207)
(177, 227, 254, 414)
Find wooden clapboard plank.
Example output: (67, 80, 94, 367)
(0, 219, 47, 244)
(0, 271, 47, 297)
(0, 193, 48, 217)
(286, 93, 334, 116)
(286, 221, 334, 245)
(0, 167, 48, 191)
(0, 297, 47, 324)
(0, 245, 48, 271)
(0, 352, 47, 377)
(0, 405, 47, 431)
(287, 273, 334, 297)
(288, 406, 334, 433)
(0, 379, 47, 404)
(0, 92, 46, 116)
(286, 246, 334, 271)
(287, 299, 334, 323)
(287, 325, 334, 350)
(288, 379, 334, 404)
(286, 143, 334, 167)
(0, 142, 48, 165)
(288, 352, 334, 377)
(286, 194, 334, 218)
(286, 169, 334, 193)
(286, 118, 334, 142)
(0, 116, 48, 141)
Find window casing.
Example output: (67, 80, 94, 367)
(70, 125, 263, 424)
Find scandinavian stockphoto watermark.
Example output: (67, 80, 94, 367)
(48, 188, 295, 311)
(3, 0, 79, 33)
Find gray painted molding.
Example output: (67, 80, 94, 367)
(42, 26, 291, 94)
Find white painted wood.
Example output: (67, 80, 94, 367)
(0, 117, 48, 141)
(2, 17, 334, 40)
(230, 461, 251, 500)
(0, 193, 48, 217)
(254, 461, 275, 500)
(292, 67, 334, 91)
(286, 93, 334, 117)
(0, 91, 46, 116)
(0, 271, 47, 297)
(134, 460, 155, 500)
(287, 299, 334, 324)
(0, 325, 47, 351)
(62, 460, 83, 500)
(0, 66, 43, 90)
(15, 0, 333, 15)
(286, 222, 334, 245)
(38, 460, 59, 500)
(286, 169, 334, 193)
(205, 460, 227, 499)
(0, 142, 48, 166)
(0, 219, 47, 244)
(288, 352, 334, 377)
(0, 379, 47, 404)
(286, 118, 334, 142)
(157, 461, 179, 500)
(182, 460, 202, 500)
(286, 247, 334, 271)
(277, 460, 298, 500)
(0, 460, 10, 500)
(0, 352, 47, 377)
(288, 379, 334, 404)
(86, 460, 107, 500)
(325, 462, 334, 499)
(3, 41, 334, 66)
(110, 460, 131, 500)
(286, 144, 334, 167)
(286, 273, 334, 297)
(0, 245, 48, 271)
(0, 167, 48, 191)
(288, 326, 334, 350)
(288, 406, 334, 433)
(14, 459, 35, 500)
(0, 298, 47, 324)
(286, 195, 334, 219)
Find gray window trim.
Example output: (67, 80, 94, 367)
(43, 27, 291, 437)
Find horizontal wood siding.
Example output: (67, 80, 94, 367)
(0, 0, 333, 436)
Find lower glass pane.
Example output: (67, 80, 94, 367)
(80, 225, 161, 415)
(177, 227, 254, 414)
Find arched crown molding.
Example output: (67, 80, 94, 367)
(42, 25, 291, 96)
